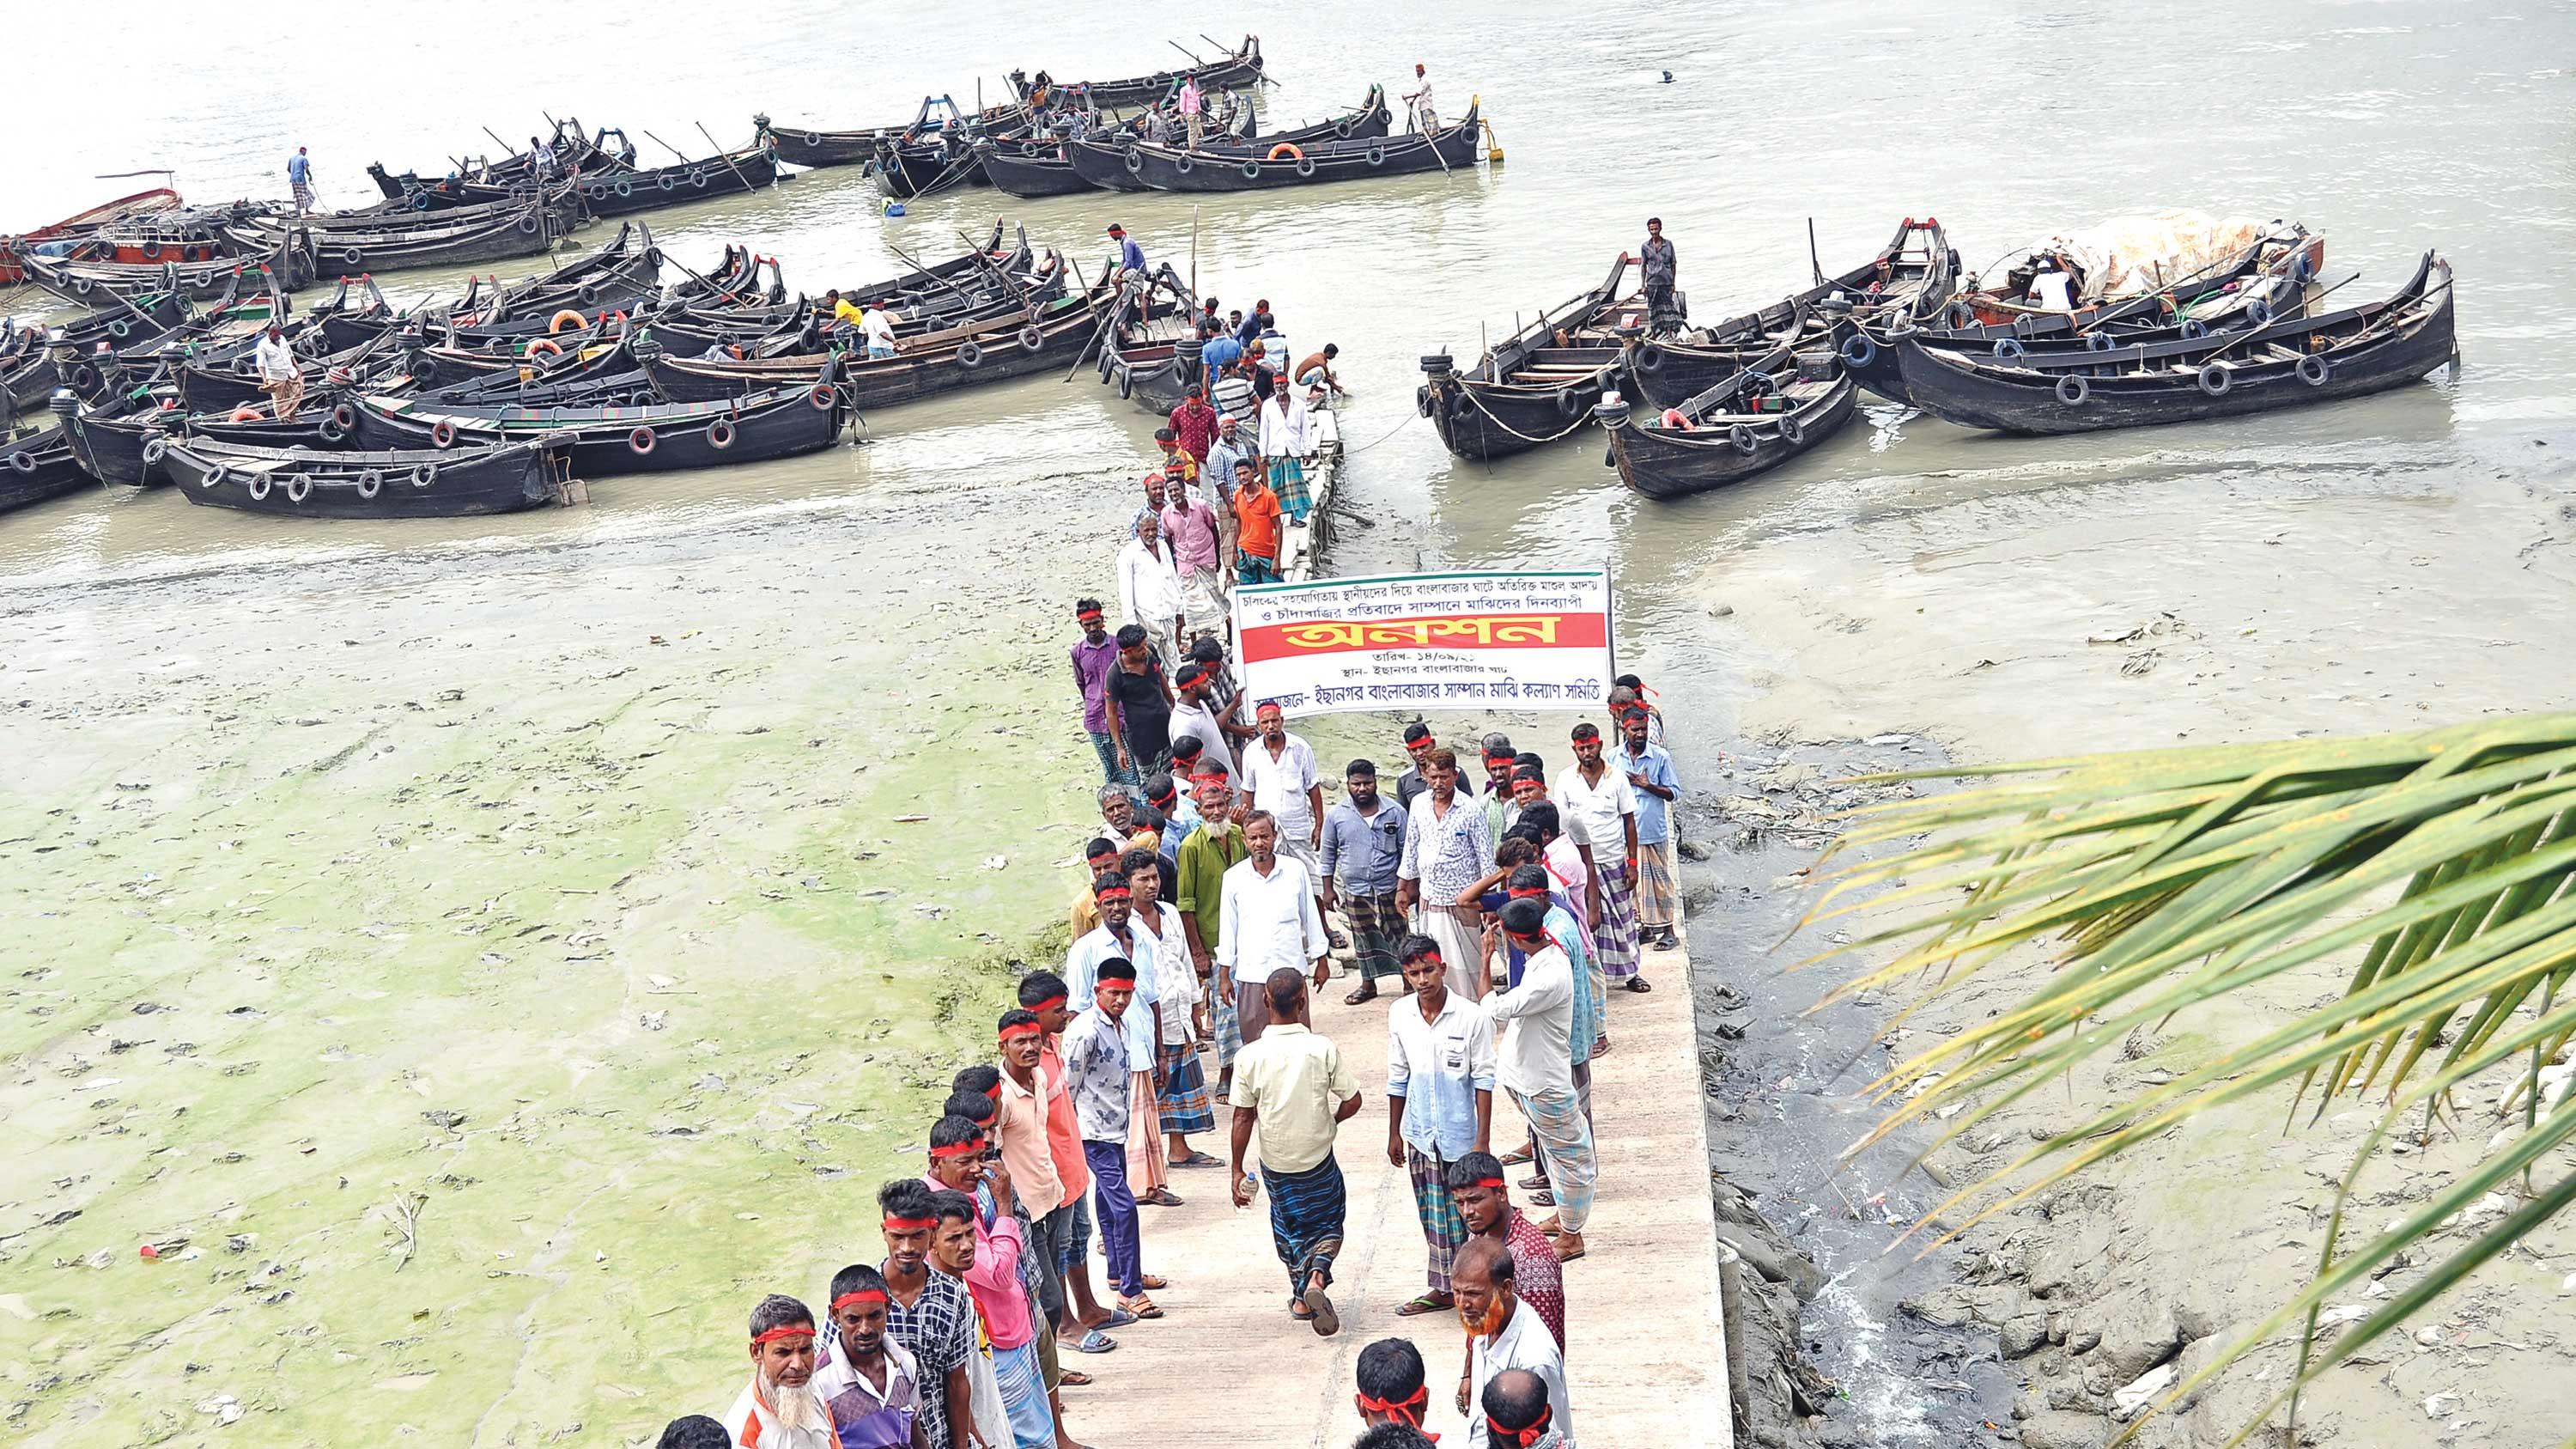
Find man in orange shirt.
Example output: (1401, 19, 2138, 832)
(1011, 973, 1128, 1358)
(1231, 455, 1282, 585)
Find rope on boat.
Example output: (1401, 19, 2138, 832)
(1451, 381, 1600, 445)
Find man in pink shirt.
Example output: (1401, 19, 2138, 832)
(1159, 463, 1225, 648)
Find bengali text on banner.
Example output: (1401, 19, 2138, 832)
(1230, 569, 1617, 718)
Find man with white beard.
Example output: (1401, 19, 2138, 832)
(721, 1294, 835, 1449)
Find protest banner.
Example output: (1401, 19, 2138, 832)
(1231, 569, 1616, 718)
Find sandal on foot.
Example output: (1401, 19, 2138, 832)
(1059, 1369, 1095, 1386)
(1139, 1275, 1170, 1291)
(1395, 1293, 1454, 1317)
(1139, 1188, 1184, 1207)
(1119, 1294, 1163, 1320)
(1530, 1189, 1557, 1208)
(1518, 1173, 1550, 1191)
(1624, 977, 1653, 993)
(1343, 983, 1378, 1006)
(1068, 1330, 1118, 1355)
(1168, 1149, 1220, 1169)
(1095, 1307, 1139, 1330)
(1302, 1282, 1340, 1336)
(1499, 1148, 1534, 1166)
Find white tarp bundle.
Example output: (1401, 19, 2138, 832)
(2029, 209, 2277, 301)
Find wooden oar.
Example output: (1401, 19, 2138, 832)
(696, 122, 763, 196)
(884, 239, 980, 302)
(1060, 257, 1128, 383)
(640, 128, 695, 167)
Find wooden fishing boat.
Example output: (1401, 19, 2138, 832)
(647, 271, 1110, 412)
(755, 97, 989, 170)
(17, 234, 318, 303)
(0, 422, 96, 514)
(570, 145, 782, 217)
(351, 372, 849, 476)
(62, 387, 186, 485)
(1892, 252, 2456, 435)
(1840, 227, 2321, 404)
(1599, 343, 1858, 500)
(984, 87, 1390, 198)
(159, 435, 562, 518)
(1118, 103, 1481, 193)
(1618, 219, 1959, 410)
(227, 200, 567, 274)
(1091, 265, 1205, 415)
(1013, 36, 1264, 111)
(1419, 252, 1643, 461)
(0, 186, 184, 283)
(3, 292, 188, 409)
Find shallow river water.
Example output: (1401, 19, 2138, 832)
(7, 4, 2574, 1446)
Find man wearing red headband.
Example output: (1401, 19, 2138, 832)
(920, 1117, 1052, 1449)
(1480, 898, 1593, 1263)
(1001, 988, 1120, 1365)
(1555, 722, 1643, 992)
(1060, 958, 1159, 1319)
(1174, 771, 1250, 1087)
(725, 1294, 835, 1448)
(1355, 1337, 1437, 1437)
(811, 1268, 928, 1449)
(1445, 1150, 1564, 1350)
(1397, 746, 1493, 1002)
(1394, 721, 1475, 811)
(875, 1180, 977, 1449)
(1618, 702, 1682, 954)
(1455, 1244, 1571, 1446)
(1479, 1367, 1568, 1449)
(1241, 701, 1330, 938)
(1068, 599, 1125, 788)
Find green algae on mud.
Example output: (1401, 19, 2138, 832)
(0, 498, 1107, 1445)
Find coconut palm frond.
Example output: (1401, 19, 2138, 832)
(1799, 712, 2576, 1440)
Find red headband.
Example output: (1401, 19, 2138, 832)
(1508, 886, 1549, 899)
(1471, 1176, 1507, 1190)
(751, 1325, 816, 1344)
(1255, 702, 1282, 718)
(829, 1289, 887, 1312)
(1504, 1404, 1553, 1447)
(1093, 885, 1131, 901)
(1025, 994, 1067, 1013)
(882, 1215, 936, 1233)
(1410, 734, 1437, 749)
(928, 1137, 987, 1160)
(1356, 1386, 1437, 1437)
(1076, 608, 1103, 622)
(1406, 949, 1443, 965)
(999, 1021, 1044, 1043)
(983, 1081, 1004, 1099)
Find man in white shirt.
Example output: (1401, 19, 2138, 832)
(722, 1294, 835, 1449)
(1127, 851, 1215, 1176)
(252, 322, 303, 421)
(861, 304, 901, 358)
(1215, 810, 1329, 1045)
(1386, 935, 1494, 1311)
(1240, 700, 1332, 941)
(1116, 509, 1187, 674)
(1167, 662, 1237, 780)
(2028, 251, 2077, 312)
(1403, 63, 1438, 133)
(1256, 385, 1315, 523)
(1481, 898, 1593, 1258)
(1553, 722, 1643, 991)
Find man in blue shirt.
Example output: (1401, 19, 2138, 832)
(1619, 705, 1681, 951)
(286, 147, 315, 216)
(1107, 223, 1145, 279)
(1385, 934, 1494, 1313)
(1200, 326, 1244, 375)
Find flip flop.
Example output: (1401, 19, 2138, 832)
(1343, 984, 1378, 1006)
(1499, 1148, 1534, 1166)
(1288, 1296, 1315, 1322)
(1394, 1293, 1453, 1317)
(1530, 1190, 1557, 1208)
(1518, 1173, 1550, 1191)
(1553, 1243, 1588, 1263)
(1302, 1281, 1340, 1336)
(1068, 1330, 1118, 1355)
(1624, 977, 1653, 993)
(1139, 1187, 1184, 1207)
(1096, 1307, 1139, 1330)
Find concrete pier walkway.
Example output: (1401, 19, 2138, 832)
(1064, 934, 1732, 1448)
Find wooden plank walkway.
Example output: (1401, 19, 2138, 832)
(1062, 929, 1731, 1448)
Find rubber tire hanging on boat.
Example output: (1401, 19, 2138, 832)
(708, 418, 736, 449)
(202, 463, 228, 490)
(1636, 343, 1667, 373)
(1124, 149, 1144, 174)
(1993, 337, 2026, 362)
(2196, 362, 2231, 396)
(1838, 333, 1875, 368)
(1415, 385, 1432, 419)
(2180, 318, 2208, 340)
(284, 474, 311, 505)
(2085, 331, 2114, 351)
(331, 402, 358, 430)
(70, 363, 100, 391)
(246, 472, 270, 502)
(2298, 354, 2330, 387)
(1297, 156, 1316, 178)
(1241, 161, 1261, 180)
(319, 417, 345, 442)
(808, 384, 837, 411)
(1174, 155, 1194, 175)
(1554, 387, 1582, 417)
(355, 469, 383, 499)
(2056, 374, 2090, 405)
(1779, 414, 1806, 446)
(957, 340, 984, 368)
(1728, 424, 1757, 456)
(629, 426, 656, 455)
(142, 437, 170, 467)
(108, 319, 130, 338)
(5, 452, 32, 475)
(1018, 325, 1044, 352)
(1366, 145, 1386, 167)
(1098, 350, 1115, 382)
(410, 463, 437, 489)
(2246, 298, 2272, 326)
(1115, 367, 1133, 399)
(431, 420, 458, 448)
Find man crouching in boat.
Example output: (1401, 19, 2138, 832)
(722, 1294, 836, 1448)
(254, 323, 303, 422)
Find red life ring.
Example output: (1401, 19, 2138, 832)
(629, 426, 657, 455)
(1662, 408, 1693, 431)
(548, 308, 587, 334)
(526, 338, 564, 360)
(1266, 142, 1303, 161)
(808, 384, 837, 411)
(227, 404, 264, 422)
(430, 420, 458, 448)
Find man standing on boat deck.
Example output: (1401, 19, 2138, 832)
(1638, 217, 1680, 332)
(254, 322, 302, 422)
(286, 146, 315, 216)
(1177, 73, 1205, 150)
(1403, 64, 1437, 133)
(1107, 224, 1145, 284)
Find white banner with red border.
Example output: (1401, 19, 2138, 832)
(1230, 569, 1617, 718)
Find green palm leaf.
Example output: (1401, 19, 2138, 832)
(1799, 712, 2576, 1441)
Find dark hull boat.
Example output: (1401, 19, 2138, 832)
(1119, 104, 1481, 193)
(353, 377, 849, 478)
(759, 120, 881, 169)
(1096, 266, 1205, 417)
(984, 88, 1390, 198)
(572, 147, 781, 216)
(1843, 227, 2323, 405)
(1600, 343, 1858, 500)
(979, 142, 1101, 198)
(1893, 253, 2456, 435)
(4, 292, 187, 408)
(225, 206, 566, 275)
(1, 423, 95, 514)
(18, 240, 315, 303)
(1420, 252, 1643, 461)
(1624, 218, 1959, 410)
(872, 133, 996, 198)
(160, 436, 561, 518)
(1064, 139, 1157, 193)
(1017, 36, 1264, 111)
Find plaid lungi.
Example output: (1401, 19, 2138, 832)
(1635, 839, 1679, 929)
(1593, 859, 1643, 980)
(1178, 565, 1226, 644)
(1406, 1145, 1467, 1294)
(1512, 1084, 1596, 1234)
(1261, 1155, 1347, 1296)
(1125, 1070, 1168, 1193)
(1342, 890, 1404, 983)
(290, 180, 314, 211)
(1156, 1039, 1214, 1135)
(1270, 455, 1310, 519)
(1210, 971, 1242, 1069)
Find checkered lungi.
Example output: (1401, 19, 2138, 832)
(1232, 977, 1275, 1048)
(1261, 1154, 1347, 1296)
(1512, 1084, 1595, 1234)
(1341, 890, 1404, 983)
(1177, 566, 1226, 644)
(1156, 1040, 1213, 1135)
(1210, 971, 1242, 1069)
(1269, 455, 1310, 520)
(1593, 859, 1643, 980)
(1635, 839, 1679, 929)
(1406, 1145, 1467, 1294)
(290, 180, 314, 211)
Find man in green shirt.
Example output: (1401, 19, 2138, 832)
(1176, 772, 1250, 1091)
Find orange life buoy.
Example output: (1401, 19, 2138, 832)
(526, 338, 564, 360)
(1266, 142, 1303, 161)
(228, 404, 264, 423)
(548, 308, 587, 334)
(1662, 408, 1693, 432)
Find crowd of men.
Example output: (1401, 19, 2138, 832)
(658, 608, 1679, 1447)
